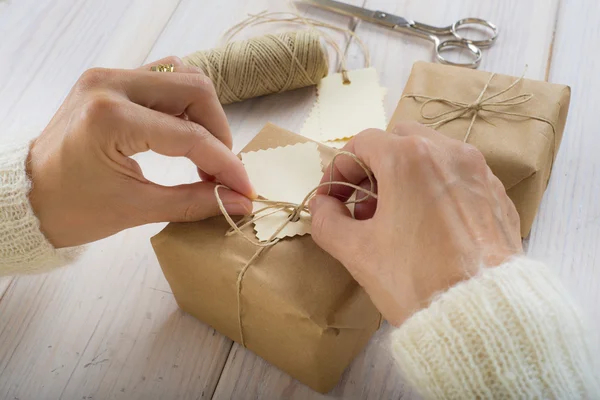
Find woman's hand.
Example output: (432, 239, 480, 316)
(309, 123, 523, 326)
(28, 57, 255, 248)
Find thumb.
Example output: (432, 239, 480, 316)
(142, 181, 252, 223)
(309, 194, 361, 264)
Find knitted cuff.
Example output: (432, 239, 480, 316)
(391, 257, 599, 399)
(0, 140, 81, 275)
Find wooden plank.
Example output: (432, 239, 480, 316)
(211, 0, 561, 398)
(0, 278, 13, 302)
(528, 0, 600, 335)
(0, 0, 181, 138)
(0, 229, 233, 400)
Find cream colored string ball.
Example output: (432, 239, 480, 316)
(183, 31, 328, 105)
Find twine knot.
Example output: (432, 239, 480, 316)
(214, 150, 377, 347)
(467, 102, 483, 112)
(288, 206, 304, 223)
(402, 70, 556, 143)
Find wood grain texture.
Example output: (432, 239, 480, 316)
(528, 0, 600, 336)
(0, 0, 181, 138)
(0, 229, 233, 400)
(0, 277, 12, 302)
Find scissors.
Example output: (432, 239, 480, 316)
(304, 0, 498, 68)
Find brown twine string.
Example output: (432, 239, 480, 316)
(221, 11, 371, 84)
(214, 151, 377, 347)
(183, 10, 371, 104)
(184, 31, 328, 105)
(401, 70, 557, 142)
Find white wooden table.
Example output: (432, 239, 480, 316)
(0, 0, 598, 399)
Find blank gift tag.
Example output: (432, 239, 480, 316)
(301, 67, 387, 143)
(241, 142, 323, 241)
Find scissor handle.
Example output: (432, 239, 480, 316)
(435, 40, 482, 69)
(451, 18, 498, 47)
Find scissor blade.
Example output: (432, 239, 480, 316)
(305, 0, 376, 20)
(304, 0, 409, 28)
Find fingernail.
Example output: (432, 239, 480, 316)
(248, 185, 258, 200)
(236, 174, 258, 200)
(224, 199, 252, 215)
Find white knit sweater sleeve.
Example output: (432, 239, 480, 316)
(0, 140, 80, 275)
(391, 257, 600, 399)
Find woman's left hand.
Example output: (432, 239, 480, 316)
(28, 57, 255, 248)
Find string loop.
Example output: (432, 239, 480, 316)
(402, 69, 557, 143)
(222, 10, 371, 82)
(214, 150, 377, 346)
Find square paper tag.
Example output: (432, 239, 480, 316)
(241, 142, 323, 241)
(301, 67, 387, 145)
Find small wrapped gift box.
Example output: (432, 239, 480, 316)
(388, 62, 571, 237)
(151, 123, 381, 393)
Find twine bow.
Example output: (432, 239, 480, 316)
(214, 151, 377, 347)
(403, 71, 557, 143)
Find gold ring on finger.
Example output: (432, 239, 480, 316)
(150, 63, 175, 72)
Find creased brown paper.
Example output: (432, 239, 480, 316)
(151, 123, 381, 393)
(388, 62, 571, 237)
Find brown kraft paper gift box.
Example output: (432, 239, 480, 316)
(151, 123, 381, 393)
(388, 62, 571, 237)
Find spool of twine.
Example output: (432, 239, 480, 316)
(183, 31, 329, 105)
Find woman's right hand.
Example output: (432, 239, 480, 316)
(309, 123, 523, 326)
(28, 56, 255, 249)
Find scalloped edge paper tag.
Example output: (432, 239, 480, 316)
(301, 67, 387, 145)
(241, 142, 323, 242)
